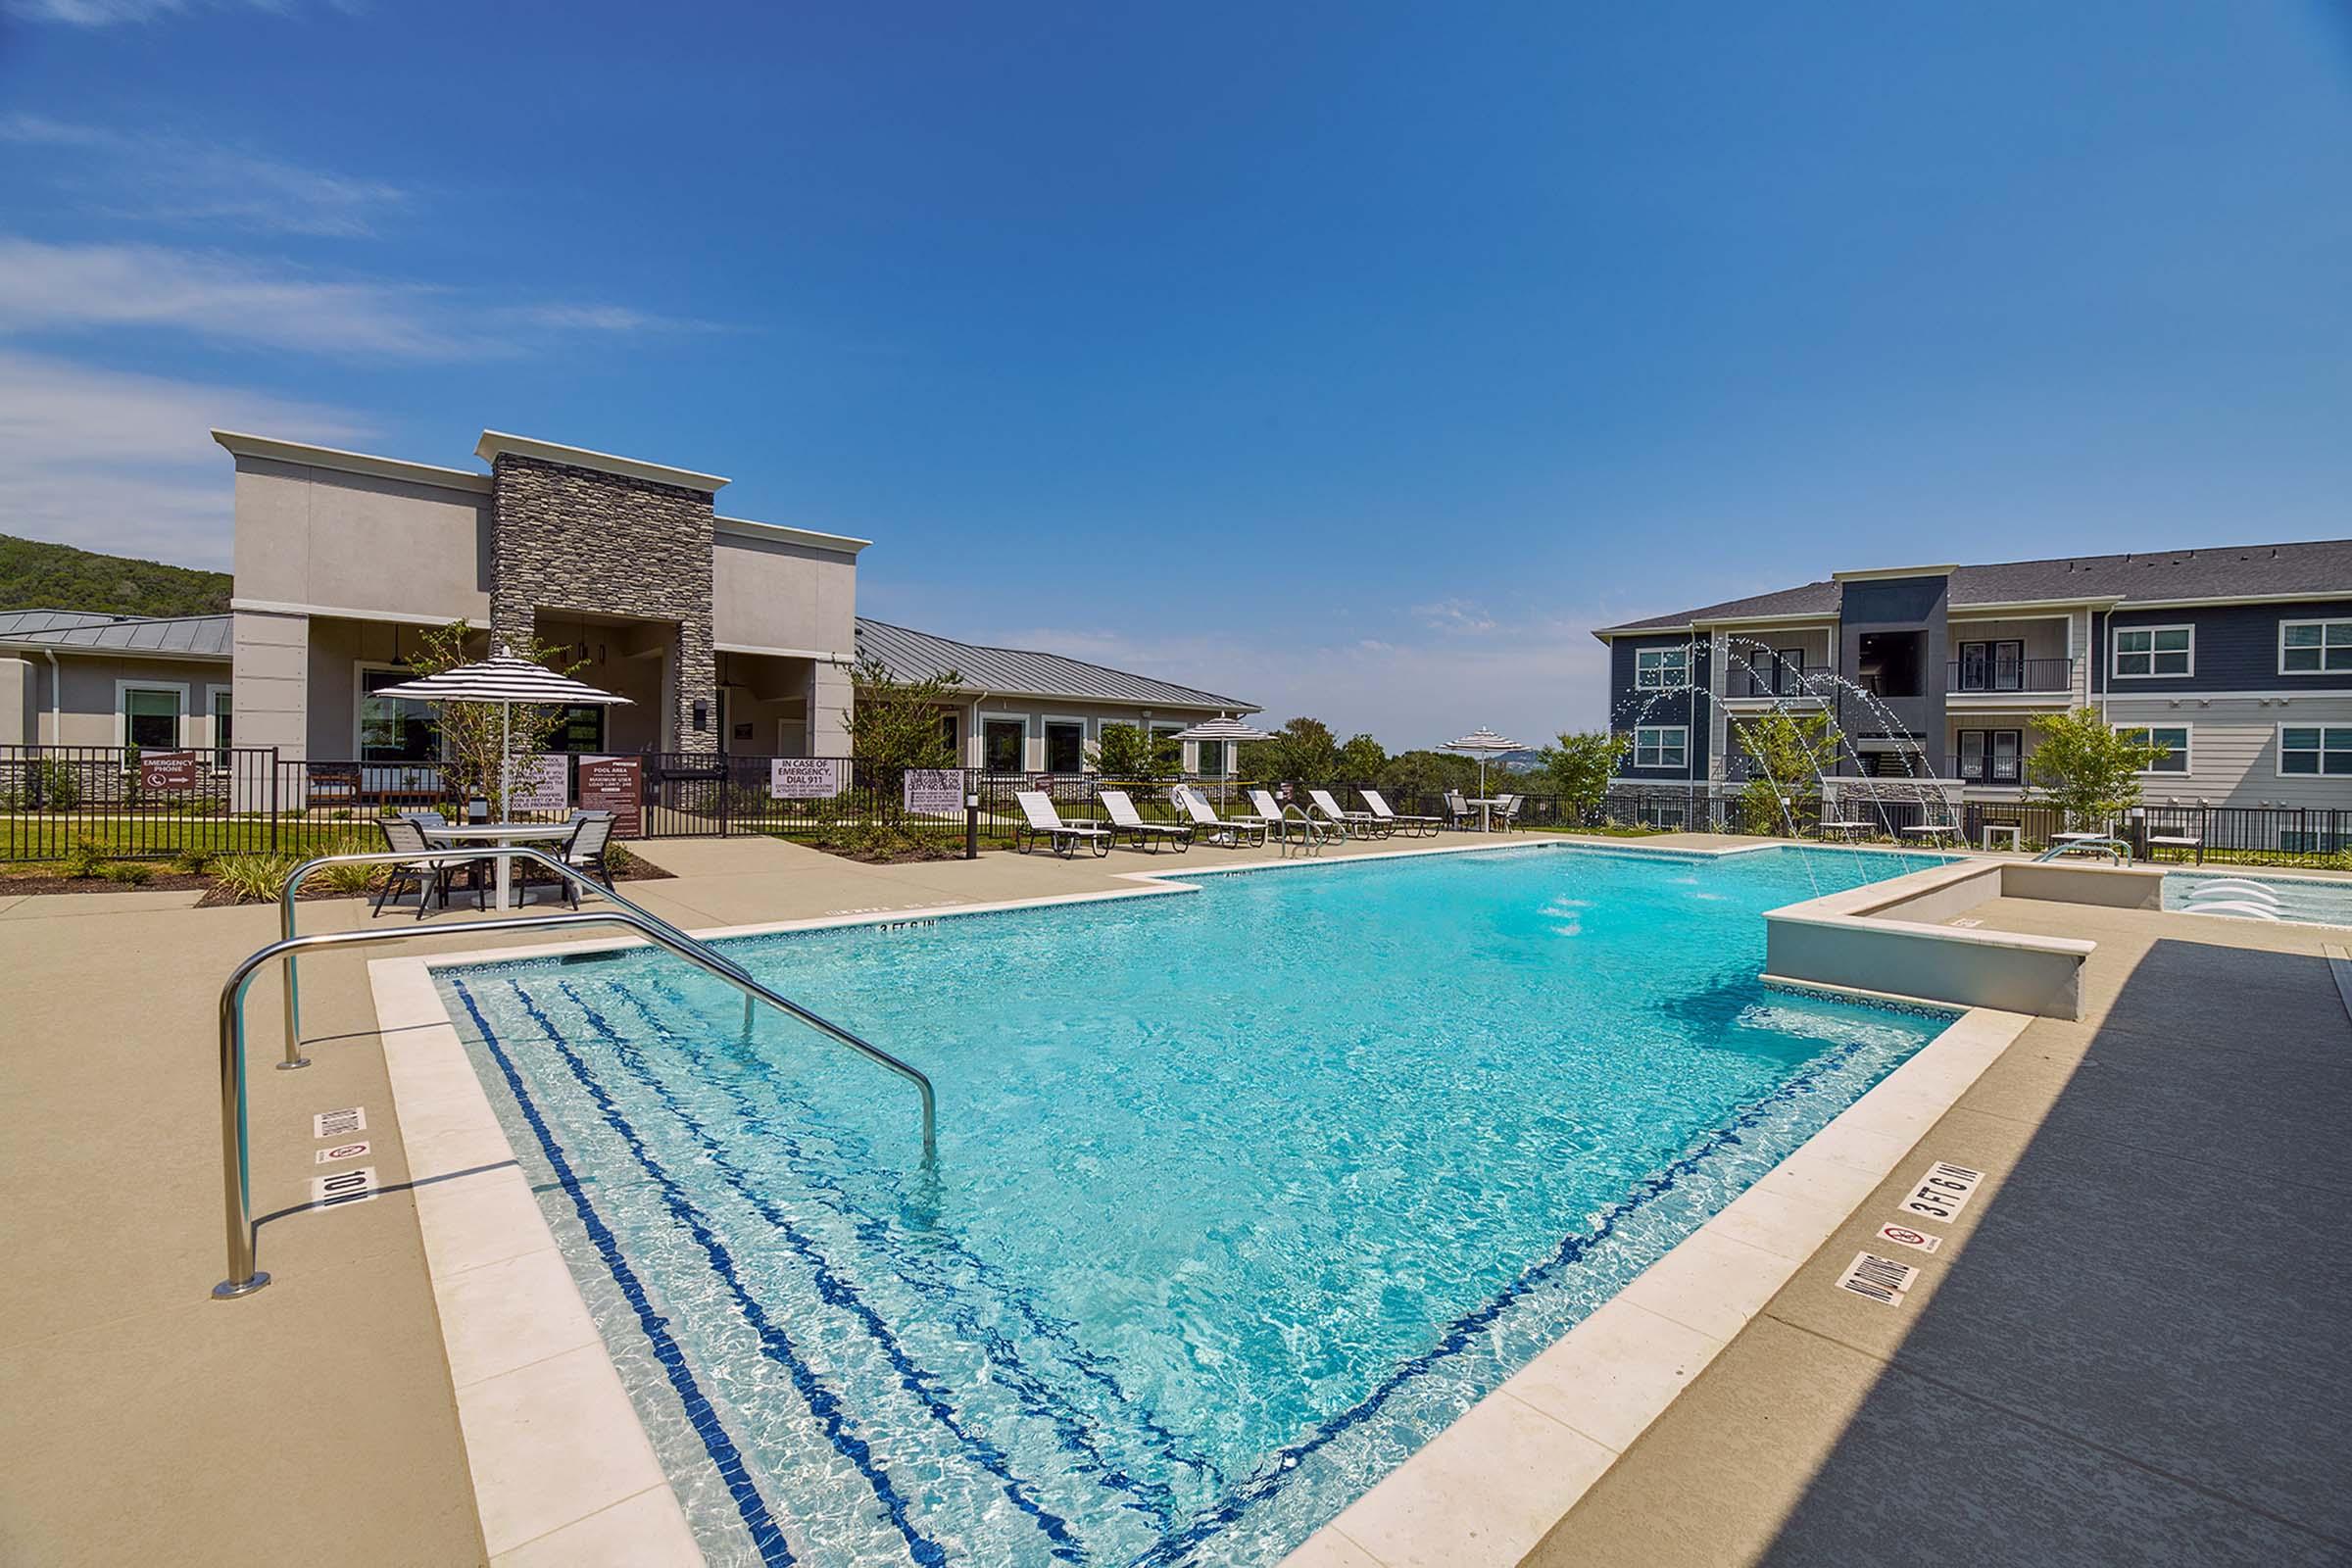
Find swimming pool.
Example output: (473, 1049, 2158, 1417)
(437, 843, 1952, 1566)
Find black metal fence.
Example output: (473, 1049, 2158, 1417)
(0, 745, 291, 861)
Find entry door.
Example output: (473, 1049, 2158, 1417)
(1991, 641, 2024, 692)
(1958, 642, 1990, 691)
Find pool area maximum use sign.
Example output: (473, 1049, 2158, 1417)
(903, 768, 965, 814)
(770, 759, 843, 799)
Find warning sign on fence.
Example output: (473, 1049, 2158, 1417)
(577, 755, 642, 837)
(903, 768, 965, 815)
(769, 759, 844, 799)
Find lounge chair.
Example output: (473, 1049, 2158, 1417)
(1171, 784, 1267, 848)
(1013, 790, 1112, 858)
(1307, 788, 1386, 840)
(1250, 788, 1336, 848)
(372, 814, 483, 919)
(1100, 789, 1193, 853)
(1360, 789, 1440, 838)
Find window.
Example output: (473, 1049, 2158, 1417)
(1044, 720, 1086, 774)
(1638, 800, 1687, 830)
(1633, 725, 1687, 769)
(122, 686, 182, 749)
(1956, 640, 2025, 693)
(2280, 619, 2352, 674)
(1954, 729, 2024, 784)
(983, 718, 1025, 774)
(546, 704, 606, 754)
(211, 691, 233, 769)
(1196, 738, 1227, 777)
(360, 667, 439, 762)
(2115, 724, 2189, 775)
(2113, 625, 2192, 678)
(2278, 725, 2352, 777)
(1635, 647, 1689, 690)
(1772, 647, 1805, 697)
(939, 712, 960, 754)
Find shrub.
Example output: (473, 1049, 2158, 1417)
(213, 855, 297, 905)
(171, 847, 217, 875)
(62, 835, 109, 878)
(37, 760, 80, 809)
(102, 861, 155, 886)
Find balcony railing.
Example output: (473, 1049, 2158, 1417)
(1946, 657, 2074, 695)
(1731, 666, 1820, 699)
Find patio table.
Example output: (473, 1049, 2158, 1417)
(425, 821, 574, 909)
(1466, 796, 1502, 832)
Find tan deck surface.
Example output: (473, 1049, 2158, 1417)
(5, 832, 2341, 1566)
(1531, 896, 2352, 1567)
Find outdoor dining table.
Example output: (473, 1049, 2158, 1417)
(423, 821, 574, 909)
(1466, 796, 1502, 832)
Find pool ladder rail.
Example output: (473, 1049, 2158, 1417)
(213, 845, 937, 1300)
(2034, 837, 2133, 866)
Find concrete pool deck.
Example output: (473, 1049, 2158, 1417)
(2, 830, 2342, 1565)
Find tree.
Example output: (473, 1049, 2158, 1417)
(1240, 716, 1342, 787)
(2028, 707, 2161, 830)
(1336, 732, 1387, 783)
(1096, 723, 1182, 780)
(1726, 710, 1843, 834)
(414, 620, 588, 817)
(847, 655, 962, 822)
(1538, 730, 1630, 824)
(1377, 749, 1482, 805)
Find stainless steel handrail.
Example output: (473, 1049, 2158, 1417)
(2034, 837, 2132, 865)
(217, 858, 939, 1299)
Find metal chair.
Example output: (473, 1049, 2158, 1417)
(372, 815, 482, 918)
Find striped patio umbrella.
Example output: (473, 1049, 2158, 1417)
(1168, 714, 1273, 743)
(368, 653, 631, 812)
(1445, 725, 1526, 797)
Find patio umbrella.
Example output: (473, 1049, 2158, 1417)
(1445, 725, 1526, 798)
(1169, 715, 1271, 796)
(368, 652, 632, 813)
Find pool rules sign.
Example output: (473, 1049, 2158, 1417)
(578, 756, 642, 838)
(903, 768, 965, 815)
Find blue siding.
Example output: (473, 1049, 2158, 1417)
(1608, 634, 1708, 778)
(2093, 600, 2352, 695)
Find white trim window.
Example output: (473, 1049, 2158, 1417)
(1635, 646, 1690, 690)
(1633, 725, 1688, 769)
(2112, 624, 2192, 678)
(2278, 724, 2352, 778)
(2115, 723, 2189, 776)
(117, 681, 188, 750)
(1041, 716, 1087, 775)
(2278, 618, 2352, 675)
(211, 689, 234, 770)
(981, 717, 1026, 775)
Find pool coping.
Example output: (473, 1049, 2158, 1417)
(363, 836, 2028, 1567)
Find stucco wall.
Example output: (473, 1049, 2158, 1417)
(230, 457, 491, 621)
(711, 532, 857, 657)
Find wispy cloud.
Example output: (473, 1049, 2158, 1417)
(0, 237, 719, 360)
(1, 0, 361, 26)
(1411, 597, 1498, 635)
(2, 114, 409, 237)
(0, 349, 369, 566)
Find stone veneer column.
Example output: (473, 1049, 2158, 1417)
(489, 453, 718, 753)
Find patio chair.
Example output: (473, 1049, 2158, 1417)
(522, 811, 615, 907)
(1171, 784, 1267, 848)
(1444, 790, 1478, 831)
(1013, 790, 1112, 858)
(1490, 794, 1522, 832)
(372, 814, 482, 919)
(1307, 788, 1386, 840)
(1100, 789, 1193, 853)
(1360, 789, 1441, 838)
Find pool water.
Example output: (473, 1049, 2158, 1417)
(438, 843, 1952, 1566)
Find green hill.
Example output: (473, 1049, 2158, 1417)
(0, 534, 230, 618)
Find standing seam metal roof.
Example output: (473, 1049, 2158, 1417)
(854, 617, 1256, 711)
(0, 609, 232, 657)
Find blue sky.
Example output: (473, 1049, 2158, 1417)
(1, 2, 2347, 745)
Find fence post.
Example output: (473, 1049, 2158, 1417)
(718, 754, 731, 839)
(965, 783, 979, 859)
(270, 749, 280, 855)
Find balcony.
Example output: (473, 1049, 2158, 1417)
(1946, 657, 2075, 697)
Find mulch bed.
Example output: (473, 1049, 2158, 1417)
(7, 851, 673, 906)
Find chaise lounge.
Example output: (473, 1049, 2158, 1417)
(1014, 790, 1113, 858)
(1100, 789, 1194, 853)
